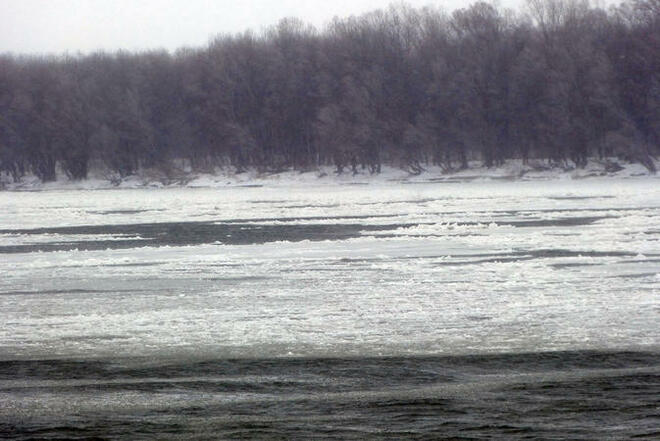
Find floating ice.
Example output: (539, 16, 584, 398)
(0, 178, 659, 360)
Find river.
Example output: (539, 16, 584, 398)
(1, 178, 659, 439)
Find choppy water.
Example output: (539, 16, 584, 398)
(1, 179, 659, 439)
(2, 352, 659, 440)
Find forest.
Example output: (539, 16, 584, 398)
(0, 0, 658, 183)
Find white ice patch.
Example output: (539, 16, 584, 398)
(0, 233, 147, 247)
(0, 178, 659, 360)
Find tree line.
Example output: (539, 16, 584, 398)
(0, 0, 658, 183)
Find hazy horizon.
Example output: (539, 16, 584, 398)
(0, 0, 531, 55)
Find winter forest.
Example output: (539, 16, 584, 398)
(0, 0, 658, 183)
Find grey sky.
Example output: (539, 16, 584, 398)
(0, 0, 531, 55)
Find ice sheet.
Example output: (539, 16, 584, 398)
(0, 178, 658, 360)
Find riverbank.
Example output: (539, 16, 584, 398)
(2, 158, 658, 191)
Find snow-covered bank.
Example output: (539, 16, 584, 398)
(2, 158, 658, 191)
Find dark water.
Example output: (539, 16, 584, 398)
(2, 351, 659, 440)
(0, 214, 617, 254)
(0, 222, 409, 254)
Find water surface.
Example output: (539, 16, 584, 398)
(1, 179, 659, 439)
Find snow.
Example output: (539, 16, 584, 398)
(0, 177, 659, 361)
(2, 158, 658, 192)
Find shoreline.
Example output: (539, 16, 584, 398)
(2, 158, 658, 192)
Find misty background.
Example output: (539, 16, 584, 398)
(1, 0, 529, 55)
(0, 0, 657, 185)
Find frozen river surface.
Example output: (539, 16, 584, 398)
(1, 178, 659, 439)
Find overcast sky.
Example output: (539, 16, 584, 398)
(0, 0, 530, 55)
